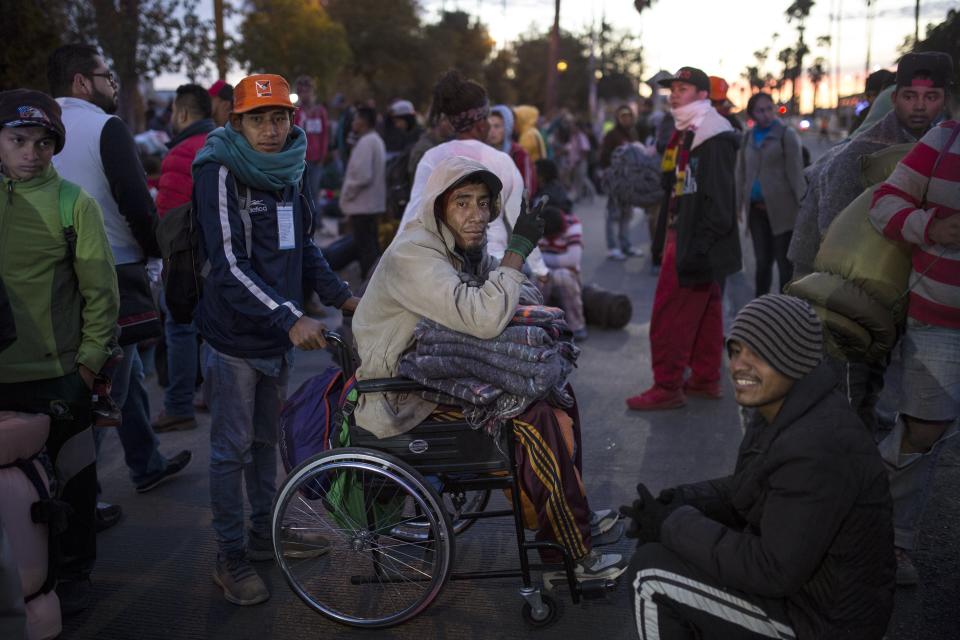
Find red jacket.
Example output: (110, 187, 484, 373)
(295, 104, 329, 164)
(156, 119, 215, 217)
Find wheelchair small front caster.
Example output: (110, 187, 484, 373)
(520, 589, 560, 628)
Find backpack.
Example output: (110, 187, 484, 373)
(279, 366, 355, 476)
(278, 368, 407, 531)
(603, 142, 664, 208)
(156, 182, 251, 324)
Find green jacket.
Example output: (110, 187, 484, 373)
(0, 165, 119, 383)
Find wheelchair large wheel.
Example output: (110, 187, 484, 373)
(272, 447, 454, 628)
(391, 488, 491, 542)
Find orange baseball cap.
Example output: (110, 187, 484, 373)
(708, 76, 730, 103)
(232, 74, 294, 114)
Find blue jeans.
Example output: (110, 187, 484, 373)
(160, 295, 198, 417)
(96, 345, 167, 485)
(203, 346, 290, 556)
(605, 198, 633, 252)
(877, 319, 959, 549)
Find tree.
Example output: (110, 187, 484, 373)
(65, 0, 215, 131)
(327, 0, 423, 107)
(0, 1, 70, 91)
(785, 0, 815, 113)
(512, 30, 589, 113)
(422, 11, 494, 82)
(484, 49, 517, 106)
(903, 9, 960, 94)
(236, 0, 350, 98)
(807, 57, 827, 109)
(594, 22, 644, 101)
(415, 11, 496, 109)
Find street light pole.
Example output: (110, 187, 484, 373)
(546, 0, 560, 116)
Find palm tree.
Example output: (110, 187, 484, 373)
(785, 0, 815, 113)
(807, 57, 827, 110)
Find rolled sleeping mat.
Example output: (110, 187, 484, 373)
(582, 284, 633, 329)
(813, 185, 913, 323)
(785, 272, 897, 362)
(787, 142, 914, 362)
(0, 411, 61, 640)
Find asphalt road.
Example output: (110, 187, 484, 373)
(64, 138, 958, 639)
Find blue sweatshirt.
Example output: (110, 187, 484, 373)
(193, 163, 351, 358)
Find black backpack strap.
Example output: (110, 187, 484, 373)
(0, 456, 69, 601)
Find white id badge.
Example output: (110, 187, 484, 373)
(277, 203, 296, 250)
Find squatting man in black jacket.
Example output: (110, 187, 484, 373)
(622, 294, 895, 640)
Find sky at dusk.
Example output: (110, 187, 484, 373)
(156, 0, 957, 110)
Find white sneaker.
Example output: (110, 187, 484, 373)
(590, 509, 618, 537)
(624, 247, 645, 257)
(607, 248, 626, 261)
(575, 549, 628, 581)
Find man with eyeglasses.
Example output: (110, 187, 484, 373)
(47, 44, 192, 566)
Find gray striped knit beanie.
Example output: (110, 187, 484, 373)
(727, 295, 823, 379)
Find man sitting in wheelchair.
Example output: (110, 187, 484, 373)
(352, 155, 626, 581)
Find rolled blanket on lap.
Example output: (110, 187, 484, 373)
(413, 354, 570, 399)
(512, 304, 566, 326)
(415, 323, 558, 356)
(415, 342, 563, 378)
(401, 306, 579, 432)
(399, 357, 503, 405)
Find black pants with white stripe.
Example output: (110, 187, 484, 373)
(630, 543, 796, 640)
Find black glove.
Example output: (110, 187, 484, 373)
(505, 193, 548, 260)
(619, 483, 671, 544)
(657, 487, 682, 509)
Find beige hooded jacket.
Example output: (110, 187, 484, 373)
(352, 156, 541, 438)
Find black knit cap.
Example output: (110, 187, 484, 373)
(727, 295, 823, 380)
(0, 89, 66, 153)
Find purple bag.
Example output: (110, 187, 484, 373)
(279, 366, 349, 474)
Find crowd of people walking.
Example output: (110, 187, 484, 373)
(0, 36, 957, 640)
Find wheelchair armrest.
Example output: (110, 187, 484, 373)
(355, 377, 427, 394)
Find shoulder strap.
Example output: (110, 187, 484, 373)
(58, 180, 81, 259)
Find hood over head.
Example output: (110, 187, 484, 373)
(412, 156, 503, 251)
(514, 105, 540, 133)
(490, 104, 515, 153)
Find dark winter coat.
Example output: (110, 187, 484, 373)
(193, 163, 352, 359)
(670, 130, 742, 286)
(661, 361, 895, 640)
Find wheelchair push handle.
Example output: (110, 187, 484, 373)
(322, 331, 354, 375)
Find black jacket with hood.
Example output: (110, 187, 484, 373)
(661, 361, 895, 639)
(666, 128, 742, 286)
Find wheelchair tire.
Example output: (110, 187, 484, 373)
(272, 447, 455, 628)
(390, 488, 492, 542)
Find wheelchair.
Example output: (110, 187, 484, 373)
(269, 332, 616, 629)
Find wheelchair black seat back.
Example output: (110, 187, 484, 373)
(269, 331, 598, 630)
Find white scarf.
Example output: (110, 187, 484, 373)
(671, 99, 734, 150)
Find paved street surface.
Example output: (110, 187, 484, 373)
(64, 132, 958, 639)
